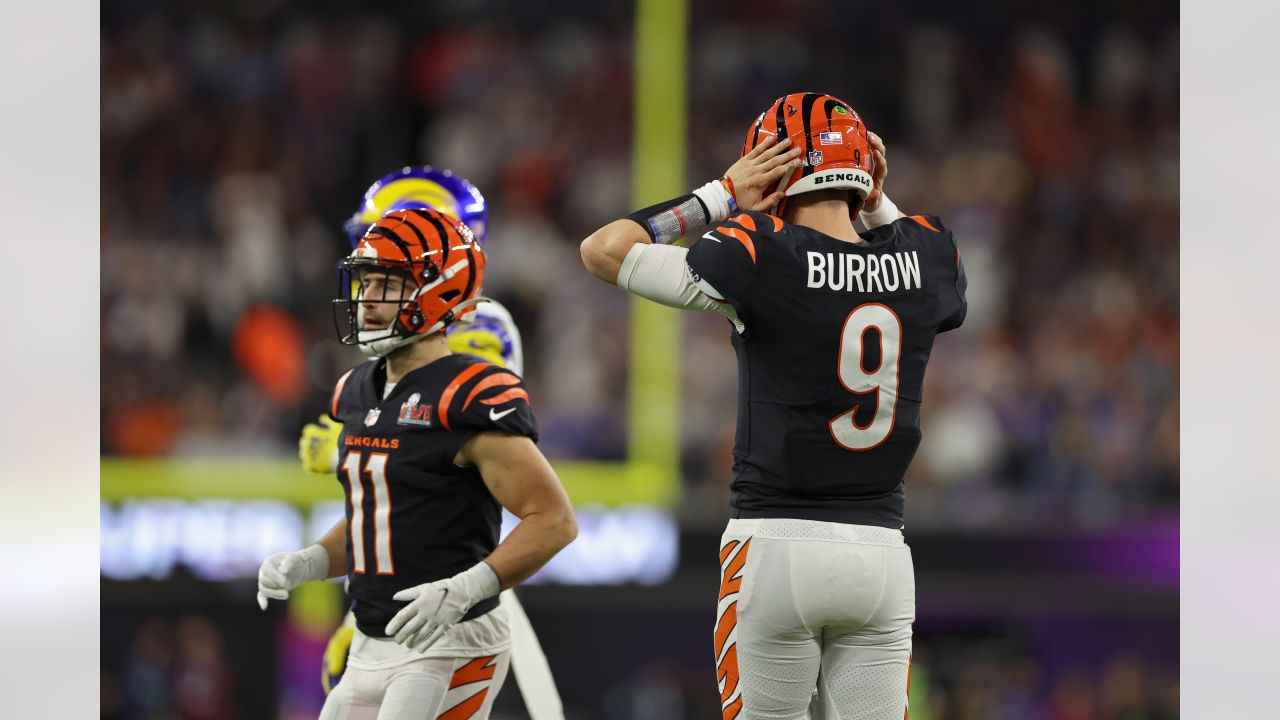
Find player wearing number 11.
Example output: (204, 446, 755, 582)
(258, 208, 576, 720)
(580, 92, 966, 719)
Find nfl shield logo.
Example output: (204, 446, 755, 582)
(808, 150, 824, 166)
(364, 408, 381, 427)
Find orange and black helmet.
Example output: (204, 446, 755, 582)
(334, 208, 487, 357)
(743, 92, 875, 214)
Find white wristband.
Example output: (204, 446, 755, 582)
(692, 179, 734, 224)
(859, 193, 900, 230)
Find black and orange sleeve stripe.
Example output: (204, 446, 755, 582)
(437, 362, 492, 432)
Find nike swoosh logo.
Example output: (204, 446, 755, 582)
(702, 231, 721, 242)
(432, 588, 450, 615)
(489, 407, 516, 421)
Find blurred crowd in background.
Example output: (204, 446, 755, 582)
(101, 0, 1178, 532)
(101, 0, 1179, 717)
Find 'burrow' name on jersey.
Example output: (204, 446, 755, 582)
(806, 250, 922, 293)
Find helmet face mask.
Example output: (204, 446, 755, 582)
(332, 209, 486, 357)
(743, 93, 875, 216)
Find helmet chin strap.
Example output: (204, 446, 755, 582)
(423, 296, 490, 336)
(357, 328, 430, 358)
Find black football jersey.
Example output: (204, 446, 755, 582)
(328, 353, 538, 637)
(685, 211, 967, 529)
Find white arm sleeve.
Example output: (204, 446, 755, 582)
(616, 243, 742, 326)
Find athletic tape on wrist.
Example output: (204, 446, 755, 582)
(625, 193, 710, 244)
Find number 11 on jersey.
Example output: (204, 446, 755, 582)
(831, 303, 902, 451)
(342, 451, 394, 575)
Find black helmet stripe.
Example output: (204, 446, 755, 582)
(800, 92, 819, 177)
(821, 96, 839, 129)
(367, 225, 415, 263)
(773, 96, 787, 144)
(413, 209, 455, 269)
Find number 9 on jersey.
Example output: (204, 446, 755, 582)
(831, 303, 902, 451)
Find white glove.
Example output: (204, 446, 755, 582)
(384, 561, 501, 652)
(257, 544, 331, 610)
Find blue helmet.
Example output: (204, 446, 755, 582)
(344, 166, 487, 247)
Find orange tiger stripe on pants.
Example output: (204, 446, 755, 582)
(715, 538, 751, 720)
(436, 655, 498, 720)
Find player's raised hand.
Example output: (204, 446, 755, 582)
(299, 415, 342, 475)
(385, 561, 500, 652)
(863, 132, 889, 212)
(723, 136, 802, 213)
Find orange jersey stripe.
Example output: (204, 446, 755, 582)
(716, 226, 757, 264)
(438, 363, 491, 432)
(731, 213, 757, 232)
(330, 368, 355, 419)
(478, 387, 530, 407)
(909, 215, 940, 232)
(462, 372, 521, 412)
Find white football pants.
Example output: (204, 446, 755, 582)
(320, 650, 511, 720)
(715, 518, 915, 720)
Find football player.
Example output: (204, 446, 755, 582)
(297, 168, 563, 717)
(261, 209, 577, 720)
(580, 92, 966, 719)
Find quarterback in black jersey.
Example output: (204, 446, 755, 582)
(258, 208, 577, 720)
(581, 93, 966, 719)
